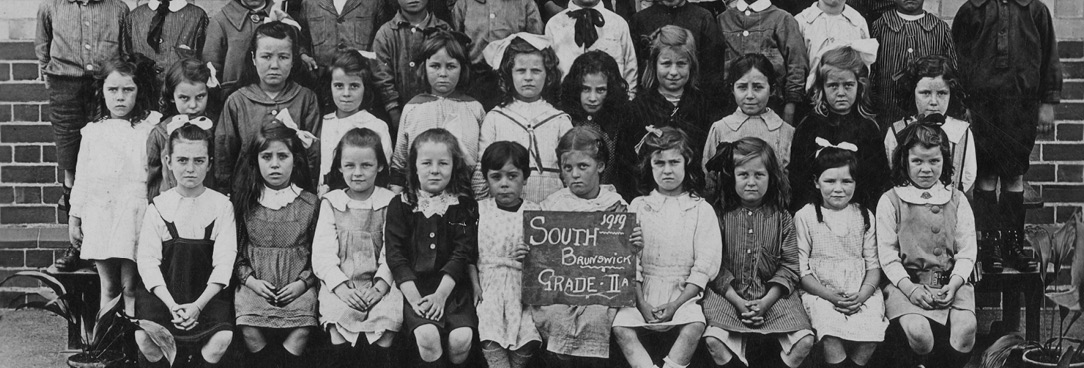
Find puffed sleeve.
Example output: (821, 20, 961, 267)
(862, 210, 879, 271)
(312, 199, 349, 290)
(877, 191, 909, 286)
(951, 192, 976, 281)
(385, 197, 419, 285)
(440, 198, 478, 284)
(766, 212, 801, 295)
(794, 206, 814, 278)
(209, 199, 238, 286)
(688, 201, 722, 290)
(137, 204, 167, 292)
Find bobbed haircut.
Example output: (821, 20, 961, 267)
(640, 25, 698, 92)
(94, 54, 157, 123)
(726, 53, 777, 95)
(413, 31, 472, 93)
(327, 50, 377, 111)
(890, 123, 955, 188)
(810, 47, 875, 119)
(560, 50, 629, 122)
(706, 136, 790, 212)
(238, 21, 308, 89)
(160, 58, 213, 116)
(635, 126, 704, 197)
(497, 38, 562, 107)
(556, 126, 610, 169)
(808, 147, 870, 230)
(167, 123, 214, 157)
(404, 128, 473, 205)
(480, 141, 531, 180)
(896, 55, 966, 119)
(325, 127, 389, 191)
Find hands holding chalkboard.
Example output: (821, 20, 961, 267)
(511, 243, 530, 261)
(628, 227, 644, 254)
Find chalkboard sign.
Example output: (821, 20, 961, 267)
(522, 211, 637, 307)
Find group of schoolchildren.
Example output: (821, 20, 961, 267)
(34, 0, 1063, 366)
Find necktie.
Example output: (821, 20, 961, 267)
(567, 8, 605, 48)
(147, 0, 171, 52)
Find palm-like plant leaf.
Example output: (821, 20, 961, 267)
(89, 295, 123, 349)
(1029, 225, 1054, 286)
(13, 300, 67, 316)
(982, 333, 1026, 368)
(135, 320, 177, 366)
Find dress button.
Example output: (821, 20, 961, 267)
(410, 62, 416, 68)
(742, 30, 750, 37)
(429, 232, 435, 238)
(85, 64, 95, 71)
(907, 48, 914, 53)
(744, 10, 750, 16)
(930, 205, 941, 214)
(747, 229, 753, 234)
(430, 244, 436, 249)
(748, 211, 753, 216)
(83, 21, 90, 26)
(933, 248, 944, 256)
(84, 44, 91, 50)
(932, 226, 941, 234)
(490, 13, 496, 18)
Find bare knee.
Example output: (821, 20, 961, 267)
(950, 313, 978, 353)
(786, 335, 815, 360)
(448, 328, 473, 364)
(203, 331, 233, 362)
(414, 325, 443, 362)
(900, 316, 935, 355)
(613, 327, 640, 344)
(704, 337, 733, 363)
(134, 331, 163, 360)
(240, 327, 267, 352)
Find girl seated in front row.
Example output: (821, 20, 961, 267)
(385, 129, 479, 367)
(312, 128, 402, 366)
(795, 143, 887, 368)
(530, 127, 643, 367)
(472, 141, 543, 368)
(701, 137, 814, 368)
(878, 123, 977, 368)
(613, 126, 721, 368)
(475, 33, 573, 203)
(136, 124, 236, 368)
(232, 122, 321, 368)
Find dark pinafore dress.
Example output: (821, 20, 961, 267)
(136, 205, 232, 343)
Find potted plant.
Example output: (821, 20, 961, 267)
(1, 271, 177, 367)
(982, 208, 1084, 368)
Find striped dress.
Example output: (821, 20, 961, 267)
(702, 205, 812, 366)
(869, 11, 958, 128)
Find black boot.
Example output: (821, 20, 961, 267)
(944, 348, 972, 368)
(1000, 191, 1037, 272)
(283, 348, 307, 368)
(826, 360, 848, 368)
(247, 344, 282, 368)
(974, 190, 1003, 274)
(190, 351, 226, 368)
(850, 358, 867, 368)
(719, 359, 748, 368)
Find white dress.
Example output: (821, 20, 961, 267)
(613, 191, 721, 330)
(795, 203, 887, 342)
(72, 112, 162, 261)
(476, 198, 543, 349)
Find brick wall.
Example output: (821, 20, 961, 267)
(0, 0, 1081, 293)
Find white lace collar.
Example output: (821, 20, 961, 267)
(414, 190, 460, 217)
(324, 187, 396, 211)
(895, 184, 952, 205)
(259, 184, 302, 210)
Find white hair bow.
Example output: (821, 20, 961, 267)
(275, 109, 317, 149)
(356, 49, 377, 60)
(165, 114, 213, 135)
(205, 62, 221, 88)
(265, 0, 302, 31)
(482, 33, 553, 69)
(815, 137, 858, 158)
(633, 125, 664, 154)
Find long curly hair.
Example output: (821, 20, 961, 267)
(810, 46, 875, 120)
(497, 38, 562, 107)
(704, 137, 790, 212)
(404, 128, 473, 205)
(93, 54, 157, 123)
(231, 122, 315, 236)
(635, 126, 704, 197)
(889, 123, 955, 188)
(895, 55, 967, 120)
(640, 25, 698, 92)
(559, 50, 629, 126)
